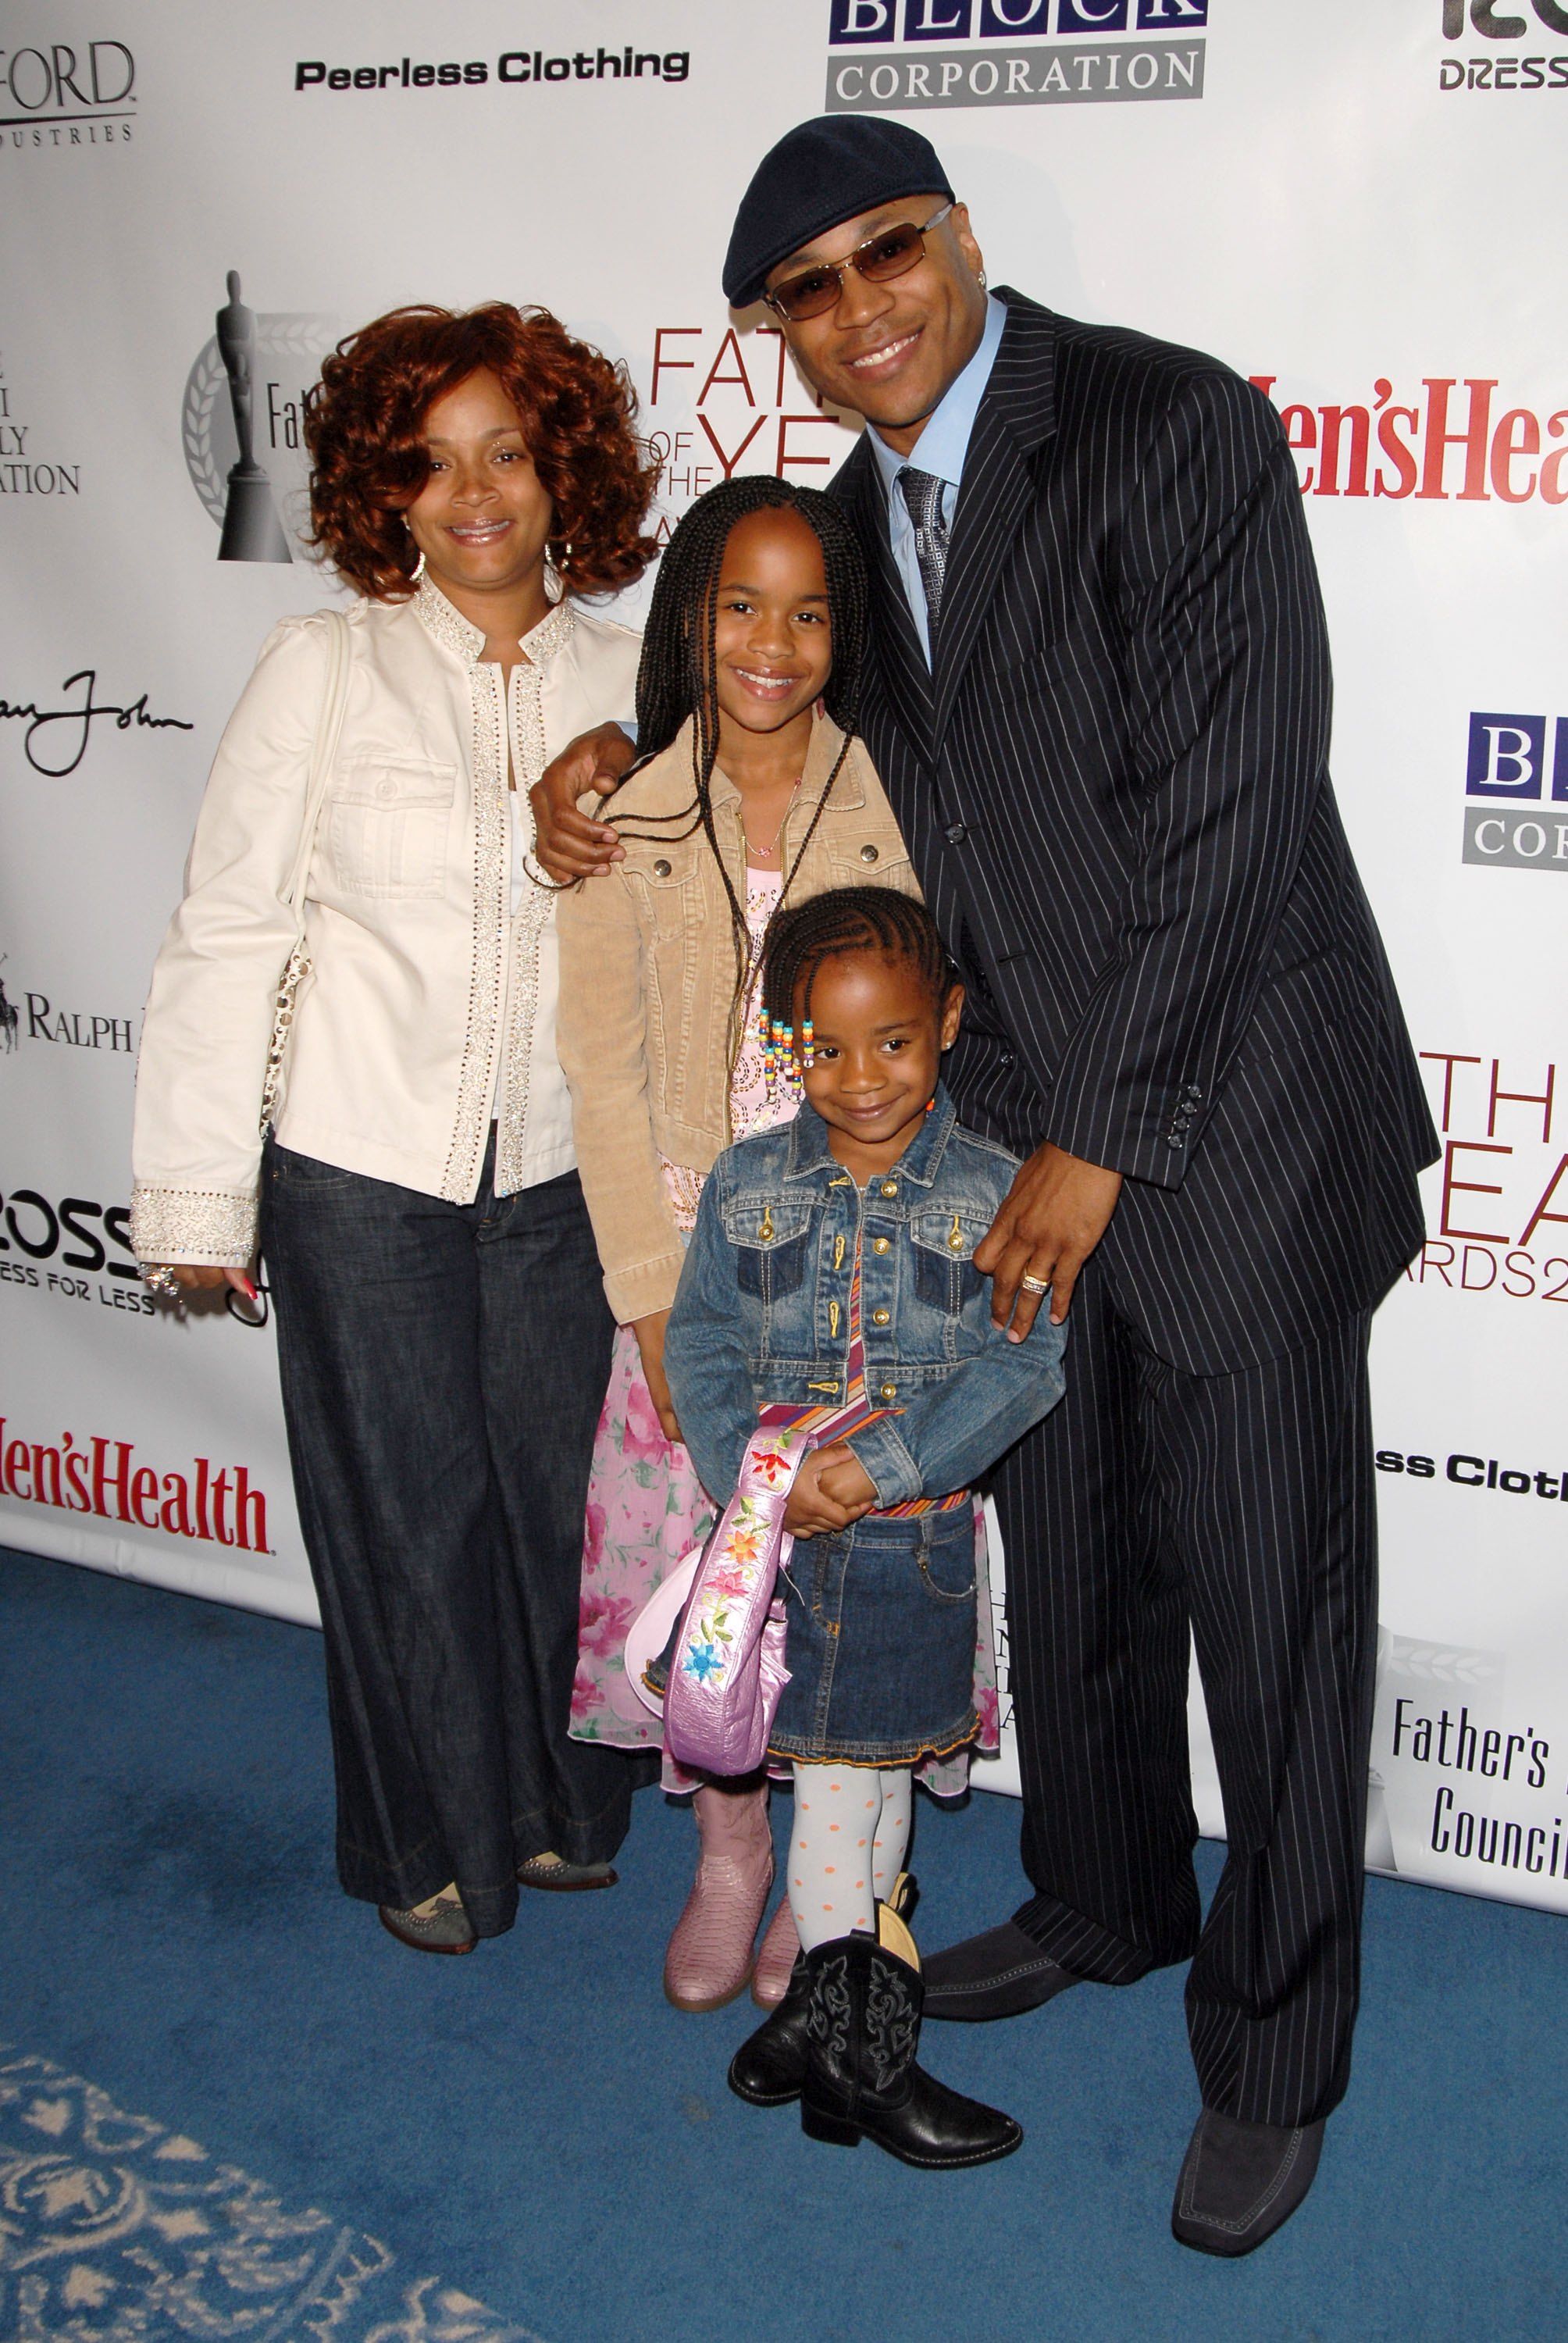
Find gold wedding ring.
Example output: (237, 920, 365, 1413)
(1019, 1272, 1051, 1296)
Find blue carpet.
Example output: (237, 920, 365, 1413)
(1, 1544, 1563, 2343)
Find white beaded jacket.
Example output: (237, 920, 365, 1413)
(130, 579, 640, 1265)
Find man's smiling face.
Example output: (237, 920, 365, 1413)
(766, 195, 989, 453)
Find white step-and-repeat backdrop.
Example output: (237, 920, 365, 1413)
(2, 2, 1562, 1910)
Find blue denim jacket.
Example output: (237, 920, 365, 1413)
(665, 1086, 1067, 1509)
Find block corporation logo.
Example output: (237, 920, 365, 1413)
(182, 274, 337, 563)
(1463, 711, 1568, 872)
(825, 0, 1207, 114)
(0, 35, 134, 150)
(1441, 0, 1568, 91)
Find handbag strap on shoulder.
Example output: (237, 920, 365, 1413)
(282, 607, 351, 930)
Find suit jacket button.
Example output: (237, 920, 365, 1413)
(1166, 1134, 1184, 1149)
(859, 843, 879, 864)
(945, 822, 968, 845)
(653, 858, 672, 879)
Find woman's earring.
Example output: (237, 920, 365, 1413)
(978, 269, 989, 291)
(403, 517, 426, 583)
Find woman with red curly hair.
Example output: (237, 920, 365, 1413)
(131, 303, 659, 1953)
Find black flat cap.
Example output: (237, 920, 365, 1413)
(724, 115, 954, 309)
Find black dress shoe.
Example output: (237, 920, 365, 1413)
(729, 1955, 812, 2108)
(921, 1919, 1079, 2022)
(1171, 2108, 1325, 2257)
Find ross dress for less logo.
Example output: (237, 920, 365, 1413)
(1464, 714, 1568, 872)
(825, 0, 1207, 112)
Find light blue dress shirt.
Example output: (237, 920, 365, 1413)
(866, 292, 1007, 664)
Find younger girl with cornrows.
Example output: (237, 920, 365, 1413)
(664, 889, 1067, 2167)
(555, 477, 1001, 2015)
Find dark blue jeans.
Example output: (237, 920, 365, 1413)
(261, 1134, 648, 1936)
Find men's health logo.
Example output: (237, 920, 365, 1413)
(825, 0, 1207, 113)
(1463, 713, 1568, 873)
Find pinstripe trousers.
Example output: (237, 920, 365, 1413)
(998, 1264, 1376, 2128)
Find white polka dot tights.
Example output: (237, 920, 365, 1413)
(786, 1761, 912, 1952)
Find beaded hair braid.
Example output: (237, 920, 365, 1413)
(758, 886, 957, 1095)
(604, 475, 870, 1060)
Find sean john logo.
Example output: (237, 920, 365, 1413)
(0, 669, 193, 776)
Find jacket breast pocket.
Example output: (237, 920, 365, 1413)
(328, 756, 457, 900)
(626, 857, 700, 943)
(722, 1196, 812, 1306)
(826, 835, 917, 895)
(908, 1208, 989, 1321)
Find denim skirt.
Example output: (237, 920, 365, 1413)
(768, 1502, 980, 1768)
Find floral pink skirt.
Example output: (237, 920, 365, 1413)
(570, 1325, 1000, 1796)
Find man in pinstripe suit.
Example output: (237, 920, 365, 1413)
(714, 117, 1439, 2253)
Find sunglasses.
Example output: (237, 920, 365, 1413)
(761, 202, 956, 324)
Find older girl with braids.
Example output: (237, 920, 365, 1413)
(664, 890, 1066, 2169)
(558, 476, 1000, 2016)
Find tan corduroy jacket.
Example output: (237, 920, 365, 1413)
(556, 712, 920, 1324)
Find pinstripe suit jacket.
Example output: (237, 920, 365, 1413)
(832, 290, 1436, 1376)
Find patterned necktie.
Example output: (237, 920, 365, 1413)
(897, 464, 950, 633)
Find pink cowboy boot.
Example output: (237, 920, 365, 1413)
(663, 1782, 774, 2013)
(750, 1890, 801, 2008)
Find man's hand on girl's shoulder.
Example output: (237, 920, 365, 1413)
(530, 723, 634, 883)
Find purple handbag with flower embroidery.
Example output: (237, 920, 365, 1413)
(625, 1400, 855, 1778)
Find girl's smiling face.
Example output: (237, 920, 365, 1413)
(799, 949, 964, 1179)
(709, 507, 834, 740)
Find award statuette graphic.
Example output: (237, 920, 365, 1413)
(216, 272, 291, 564)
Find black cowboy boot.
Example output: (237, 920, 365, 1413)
(798, 1877, 1023, 2170)
(728, 1952, 813, 2108)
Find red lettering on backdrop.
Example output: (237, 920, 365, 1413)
(1251, 376, 1563, 504)
(696, 412, 768, 480)
(0, 1411, 270, 1548)
(1520, 1155, 1568, 1252)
